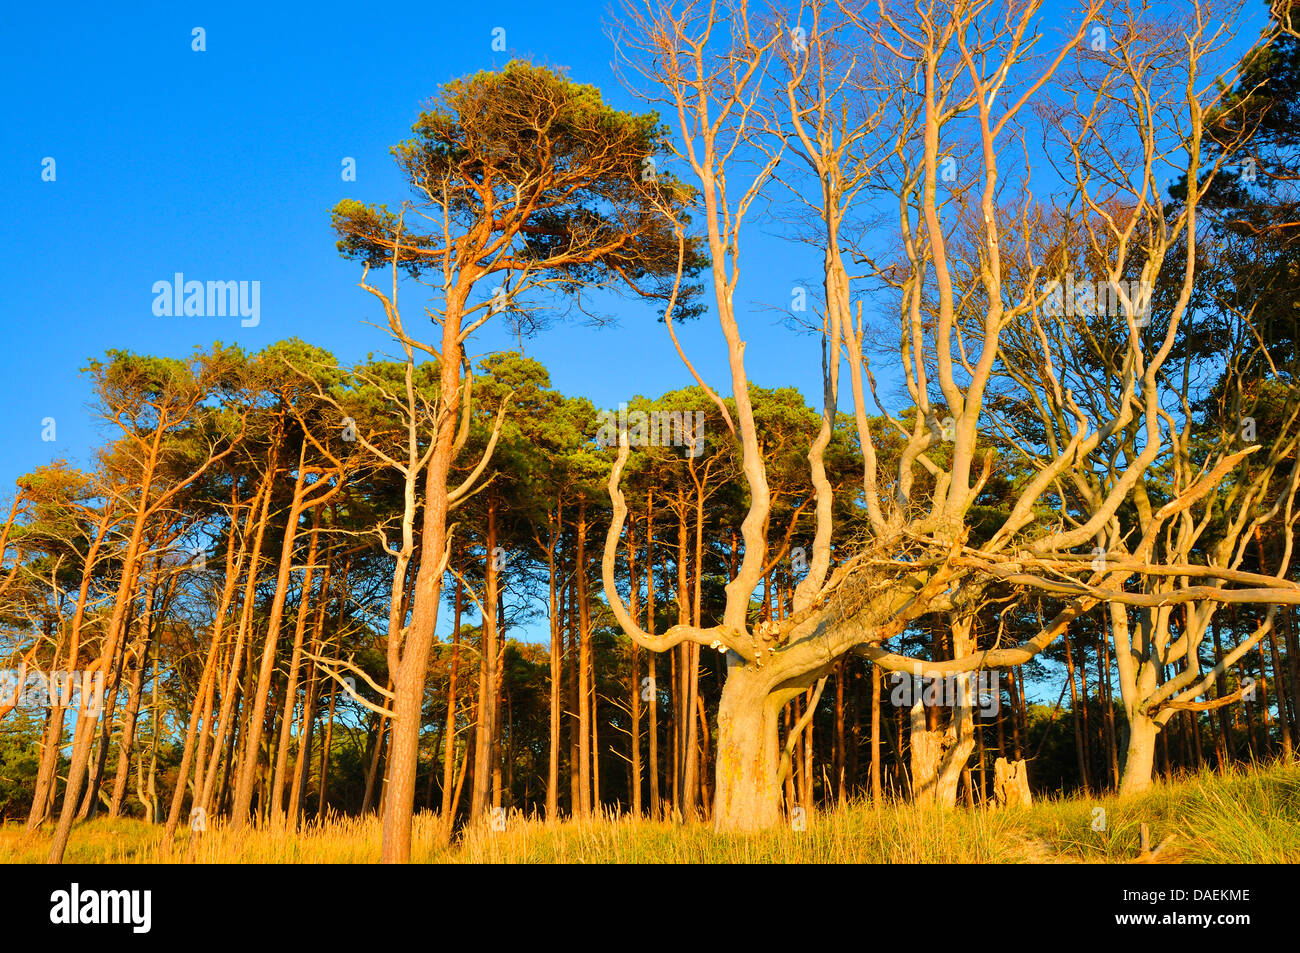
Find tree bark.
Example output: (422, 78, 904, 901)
(231, 442, 315, 828)
(108, 637, 149, 818)
(576, 500, 592, 817)
(711, 666, 781, 832)
(380, 303, 465, 862)
(909, 617, 977, 808)
(545, 505, 562, 821)
(646, 491, 660, 819)
(870, 663, 882, 806)
(1119, 711, 1159, 796)
(628, 517, 642, 817)
(470, 496, 501, 823)
(1065, 631, 1090, 793)
(439, 552, 464, 841)
(270, 503, 322, 822)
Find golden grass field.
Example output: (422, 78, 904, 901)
(3, 762, 1297, 863)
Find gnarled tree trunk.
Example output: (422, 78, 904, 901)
(1119, 712, 1160, 796)
(711, 665, 782, 832)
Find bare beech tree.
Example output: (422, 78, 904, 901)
(606, 0, 1300, 829)
(990, 0, 1300, 791)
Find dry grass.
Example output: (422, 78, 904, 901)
(3, 761, 1296, 864)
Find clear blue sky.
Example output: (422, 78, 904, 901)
(1, 0, 1267, 487)
(0, 0, 828, 494)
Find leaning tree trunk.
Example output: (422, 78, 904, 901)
(711, 665, 782, 832)
(109, 643, 149, 818)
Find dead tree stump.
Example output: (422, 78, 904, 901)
(993, 757, 1032, 808)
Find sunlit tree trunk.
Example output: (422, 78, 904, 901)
(270, 504, 322, 822)
(48, 438, 160, 862)
(439, 552, 464, 841)
(870, 664, 882, 806)
(288, 534, 334, 824)
(545, 506, 562, 821)
(576, 501, 592, 817)
(231, 442, 314, 828)
(628, 516, 641, 816)
(1065, 631, 1089, 792)
(646, 491, 660, 819)
(29, 513, 112, 830)
(109, 628, 150, 818)
(198, 448, 279, 820)
(712, 665, 782, 832)
(471, 494, 502, 823)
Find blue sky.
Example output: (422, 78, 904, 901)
(1, 0, 1269, 488)
(0, 0, 830, 494)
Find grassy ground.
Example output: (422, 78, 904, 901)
(3, 762, 1297, 863)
